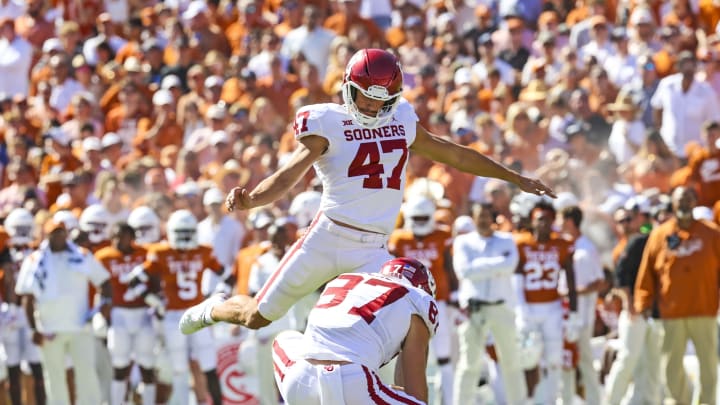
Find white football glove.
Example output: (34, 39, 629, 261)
(564, 312, 582, 343)
(91, 312, 108, 338)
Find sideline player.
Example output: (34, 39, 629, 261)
(273, 257, 437, 404)
(180, 48, 554, 335)
(96, 223, 157, 405)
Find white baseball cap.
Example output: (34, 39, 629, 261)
(82, 136, 102, 152)
(152, 89, 174, 106)
(101, 132, 122, 148)
(47, 127, 70, 146)
(206, 104, 227, 120)
(209, 130, 229, 146)
(161, 75, 182, 90)
(183, 0, 208, 21)
(203, 187, 225, 206)
(42, 38, 63, 53)
(204, 75, 224, 89)
(553, 192, 579, 212)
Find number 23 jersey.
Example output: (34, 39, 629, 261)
(302, 272, 438, 372)
(516, 233, 574, 304)
(294, 100, 418, 234)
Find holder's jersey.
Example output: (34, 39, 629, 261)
(389, 229, 453, 301)
(516, 233, 574, 304)
(95, 245, 148, 308)
(142, 243, 225, 310)
(294, 100, 419, 234)
(301, 272, 438, 372)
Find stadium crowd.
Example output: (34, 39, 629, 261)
(1, 0, 720, 404)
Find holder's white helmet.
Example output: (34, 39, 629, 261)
(128, 206, 161, 245)
(167, 209, 198, 250)
(5, 208, 35, 246)
(403, 196, 436, 237)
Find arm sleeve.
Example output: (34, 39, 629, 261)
(87, 254, 110, 287)
(293, 105, 325, 141)
(14, 255, 35, 296)
(615, 236, 648, 289)
(633, 231, 658, 313)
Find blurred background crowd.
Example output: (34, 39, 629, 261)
(1, 0, 720, 404)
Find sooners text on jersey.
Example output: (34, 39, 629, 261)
(293, 100, 419, 235)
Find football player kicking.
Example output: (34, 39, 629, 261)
(180, 48, 553, 342)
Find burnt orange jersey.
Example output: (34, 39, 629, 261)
(516, 233, 574, 304)
(87, 240, 112, 306)
(143, 243, 225, 310)
(389, 229, 453, 301)
(689, 150, 720, 207)
(96, 245, 148, 308)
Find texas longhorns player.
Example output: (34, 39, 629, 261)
(128, 209, 232, 405)
(272, 257, 438, 404)
(514, 201, 578, 404)
(0, 208, 46, 405)
(96, 222, 157, 405)
(389, 195, 456, 405)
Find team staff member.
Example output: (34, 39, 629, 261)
(14, 219, 110, 405)
(634, 186, 720, 405)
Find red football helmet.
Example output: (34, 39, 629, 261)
(380, 257, 436, 297)
(342, 48, 403, 128)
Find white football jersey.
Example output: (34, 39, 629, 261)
(293, 100, 419, 234)
(300, 272, 438, 372)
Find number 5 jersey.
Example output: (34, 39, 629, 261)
(293, 99, 418, 235)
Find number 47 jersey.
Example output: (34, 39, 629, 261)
(301, 272, 438, 372)
(294, 100, 418, 235)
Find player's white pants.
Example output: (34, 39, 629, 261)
(272, 331, 426, 405)
(2, 311, 41, 366)
(520, 301, 563, 405)
(453, 303, 527, 405)
(39, 330, 101, 405)
(0, 343, 7, 381)
(107, 307, 157, 369)
(604, 311, 663, 405)
(256, 213, 392, 321)
(165, 310, 216, 405)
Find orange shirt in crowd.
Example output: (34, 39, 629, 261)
(516, 232, 574, 304)
(95, 245, 148, 308)
(233, 242, 270, 296)
(634, 218, 720, 319)
(388, 228, 453, 301)
(143, 243, 225, 310)
(688, 150, 720, 208)
(39, 154, 83, 207)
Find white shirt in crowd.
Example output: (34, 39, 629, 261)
(560, 235, 604, 328)
(608, 119, 645, 165)
(281, 26, 335, 79)
(604, 53, 638, 88)
(0, 0, 25, 19)
(452, 230, 519, 307)
(49, 78, 84, 114)
(14, 244, 109, 334)
(651, 73, 720, 157)
(197, 214, 245, 268)
(0, 35, 33, 97)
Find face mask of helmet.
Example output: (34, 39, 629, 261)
(9, 225, 33, 246)
(170, 228, 197, 250)
(85, 221, 108, 244)
(134, 224, 160, 245)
